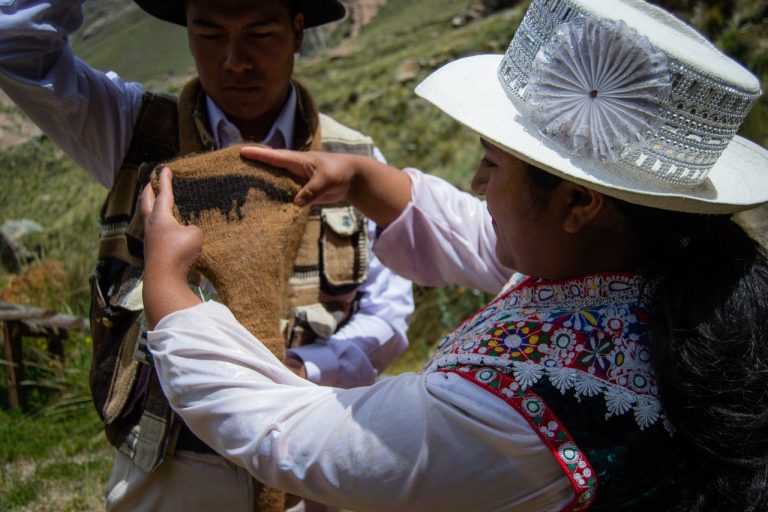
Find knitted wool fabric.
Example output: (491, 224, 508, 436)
(151, 143, 308, 362)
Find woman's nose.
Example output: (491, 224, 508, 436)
(471, 165, 489, 195)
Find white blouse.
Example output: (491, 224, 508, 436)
(148, 169, 573, 511)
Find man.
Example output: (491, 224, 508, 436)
(0, 0, 414, 510)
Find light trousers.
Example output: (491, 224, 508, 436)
(106, 450, 340, 512)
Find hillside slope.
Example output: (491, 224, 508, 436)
(1, 0, 767, 333)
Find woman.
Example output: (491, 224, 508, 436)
(140, 0, 768, 510)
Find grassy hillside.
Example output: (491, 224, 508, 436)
(1, 0, 768, 509)
(71, 1, 194, 85)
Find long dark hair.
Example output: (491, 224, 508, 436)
(526, 166, 768, 511)
(619, 202, 768, 512)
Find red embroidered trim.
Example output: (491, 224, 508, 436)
(439, 367, 597, 511)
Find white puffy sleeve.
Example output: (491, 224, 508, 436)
(148, 301, 572, 512)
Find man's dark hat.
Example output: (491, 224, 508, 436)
(134, 0, 346, 28)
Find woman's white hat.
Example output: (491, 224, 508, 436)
(416, 0, 768, 213)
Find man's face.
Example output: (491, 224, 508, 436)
(186, 0, 304, 135)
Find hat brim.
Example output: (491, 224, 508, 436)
(134, 0, 346, 28)
(415, 55, 768, 214)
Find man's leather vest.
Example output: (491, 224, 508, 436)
(89, 79, 374, 471)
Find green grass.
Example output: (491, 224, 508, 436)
(0, 331, 112, 511)
(70, 2, 195, 85)
(0, 140, 108, 509)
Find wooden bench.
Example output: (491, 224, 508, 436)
(0, 301, 89, 410)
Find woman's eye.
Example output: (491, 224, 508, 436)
(481, 157, 497, 168)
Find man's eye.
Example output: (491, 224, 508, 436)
(197, 33, 224, 40)
(481, 157, 497, 168)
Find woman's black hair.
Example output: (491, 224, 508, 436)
(618, 202, 768, 512)
(524, 166, 768, 511)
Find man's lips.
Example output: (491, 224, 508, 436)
(224, 85, 261, 94)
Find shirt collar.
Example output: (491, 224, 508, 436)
(206, 83, 297, 150)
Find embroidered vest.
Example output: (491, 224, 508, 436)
(426, 273, 686, 511)
(89, 78, 374, 471)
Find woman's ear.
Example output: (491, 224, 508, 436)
(558, 182, 608, 234)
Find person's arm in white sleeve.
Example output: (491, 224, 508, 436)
(148, 301, 572, 512)
(374, 167, 512, 294)
(0, 0, 145, 187)
(287, 146, 414, 387)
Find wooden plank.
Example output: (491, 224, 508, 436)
(0, 308, 54, 322)
(21, 315, 89, 334)
(0, 301, 88, 331)
(2, 321, 25, 410)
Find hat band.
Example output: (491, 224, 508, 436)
(498, 0, 760, 186)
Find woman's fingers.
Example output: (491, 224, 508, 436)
(240, 146, 355, 206)
(140, 173, 157, 221)
(155, 166, 175, 213)
(140, 183, 156, 221)
(140, 167, 175, 229)
(240, 146, 335, 206)
(295, 171, 338, 206)
(240, 146, 313, 178)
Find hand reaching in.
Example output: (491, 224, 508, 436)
(240, 146, 358, 207)
(240, 146, 413, 228)
(140, 167, 203, 329)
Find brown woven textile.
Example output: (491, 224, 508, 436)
(150, 144, 309, 512)
(152, 144, 309, 358)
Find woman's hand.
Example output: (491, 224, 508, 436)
(240, 146, 412, 228)
(140, 167, 203, 329)
(240, 146, 358, 207)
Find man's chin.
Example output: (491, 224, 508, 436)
(221, 107, 270, 126)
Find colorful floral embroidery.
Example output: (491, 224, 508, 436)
(428, 273, 665, 510)
(427, 272, 664, 431)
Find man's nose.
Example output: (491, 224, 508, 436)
(223, 40, 253, 72)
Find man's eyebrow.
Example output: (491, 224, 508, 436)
(189, 16, 281, 29)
